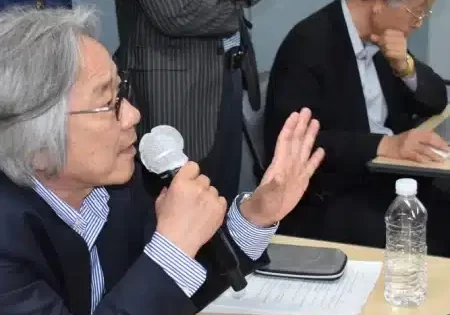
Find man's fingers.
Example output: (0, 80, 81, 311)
(298, 119, 320, 163)
(207, 186, 219, 198)
(293, 108, 312, 138)
(384, 44, 406, 54)
(272, 112, 300, 164)
(421, 132, 449, 151)
(384, 29, 405, 38)
(218, 197, 228, 210)
(373, 30, 406, 45)
(301, 148, 325, 180)
(384, 49, 406, 59)
(174, 161, 200, 181)
(155, 187, 168, 209)
(290, 108, 312, 156)
(370, 34, 381, 45)
(196, 174, 211, 190)
(409, 151, 433, 164)
(373, 29, 407, 60)
(414, 144, 444, 162)
(279, 112, 300, 140)
(382, 29, 407, 41)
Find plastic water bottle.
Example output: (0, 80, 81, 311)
(384, 178, 427, 307)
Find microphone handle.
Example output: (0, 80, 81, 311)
(158, 167, 247, 291)
(213, 229, 248, 291)
(159, 168, 180, 186)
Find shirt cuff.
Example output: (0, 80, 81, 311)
(144, 232, 207, 297)
(402, 72, 418, 92)
(226, 193, 278, 261)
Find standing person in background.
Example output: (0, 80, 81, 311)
(114, 0, 261, 203)
(0, 0, 71, 10)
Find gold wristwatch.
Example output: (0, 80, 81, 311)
(395, 54, 416, 78)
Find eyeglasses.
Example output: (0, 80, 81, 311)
(69, 70, 130, 121)
(402, 1, 432, 23)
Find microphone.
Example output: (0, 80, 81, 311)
(139, 125, 248, 292)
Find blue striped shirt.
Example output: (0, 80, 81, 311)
(223, 32, 241, 52)
(32, 180, 277, 313)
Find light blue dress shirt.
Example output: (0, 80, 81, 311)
(341, 0, 418, 135)
(32, 179, 277, 313)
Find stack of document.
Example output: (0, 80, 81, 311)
(201, 260, 382, 315)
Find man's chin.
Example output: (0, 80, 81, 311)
(108, 161, 136, 186)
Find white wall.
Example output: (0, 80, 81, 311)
(73, 0, 119, 54)
(427, 0, 450, 81)
(247, 0, 333, 72)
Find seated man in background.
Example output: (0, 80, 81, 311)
(265, 0, 450, 256)
(0, 6, 324, 315)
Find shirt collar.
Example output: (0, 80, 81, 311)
(31, 177, 110, 228)
(341, 0, 379, 60)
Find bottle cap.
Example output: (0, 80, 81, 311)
(395, 178, 417, 196)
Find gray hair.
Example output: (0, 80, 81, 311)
(0, 6, 99, 186)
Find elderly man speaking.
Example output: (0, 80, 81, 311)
(0, 6, 324, 315)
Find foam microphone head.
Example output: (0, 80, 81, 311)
(139, 125, 188, 178)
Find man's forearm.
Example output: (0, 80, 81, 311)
(406, 60, 448, 117)
(145, 233, 207, 298)
(402, 73, 418, 92)
(226, 193, 277, 260)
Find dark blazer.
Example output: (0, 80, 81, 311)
(114, 0, 261, 161)
(0, 163, 268, 315)
(265, 0, 447, 186)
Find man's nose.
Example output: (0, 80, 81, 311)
(120, 98, 141, 128)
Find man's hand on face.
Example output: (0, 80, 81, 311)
(155, 162, 227, 258)
(378, 129, 450, 163)
(371, 29, 409, 74)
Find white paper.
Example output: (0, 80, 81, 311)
(201, 261, 382, 315)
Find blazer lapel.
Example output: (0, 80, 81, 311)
(329, 0, 370, 131)
(24, 189, 92, 315)
(373, 52, 407, 133)
(96, 187, 134, 294)
(98, 177, 154, 294)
